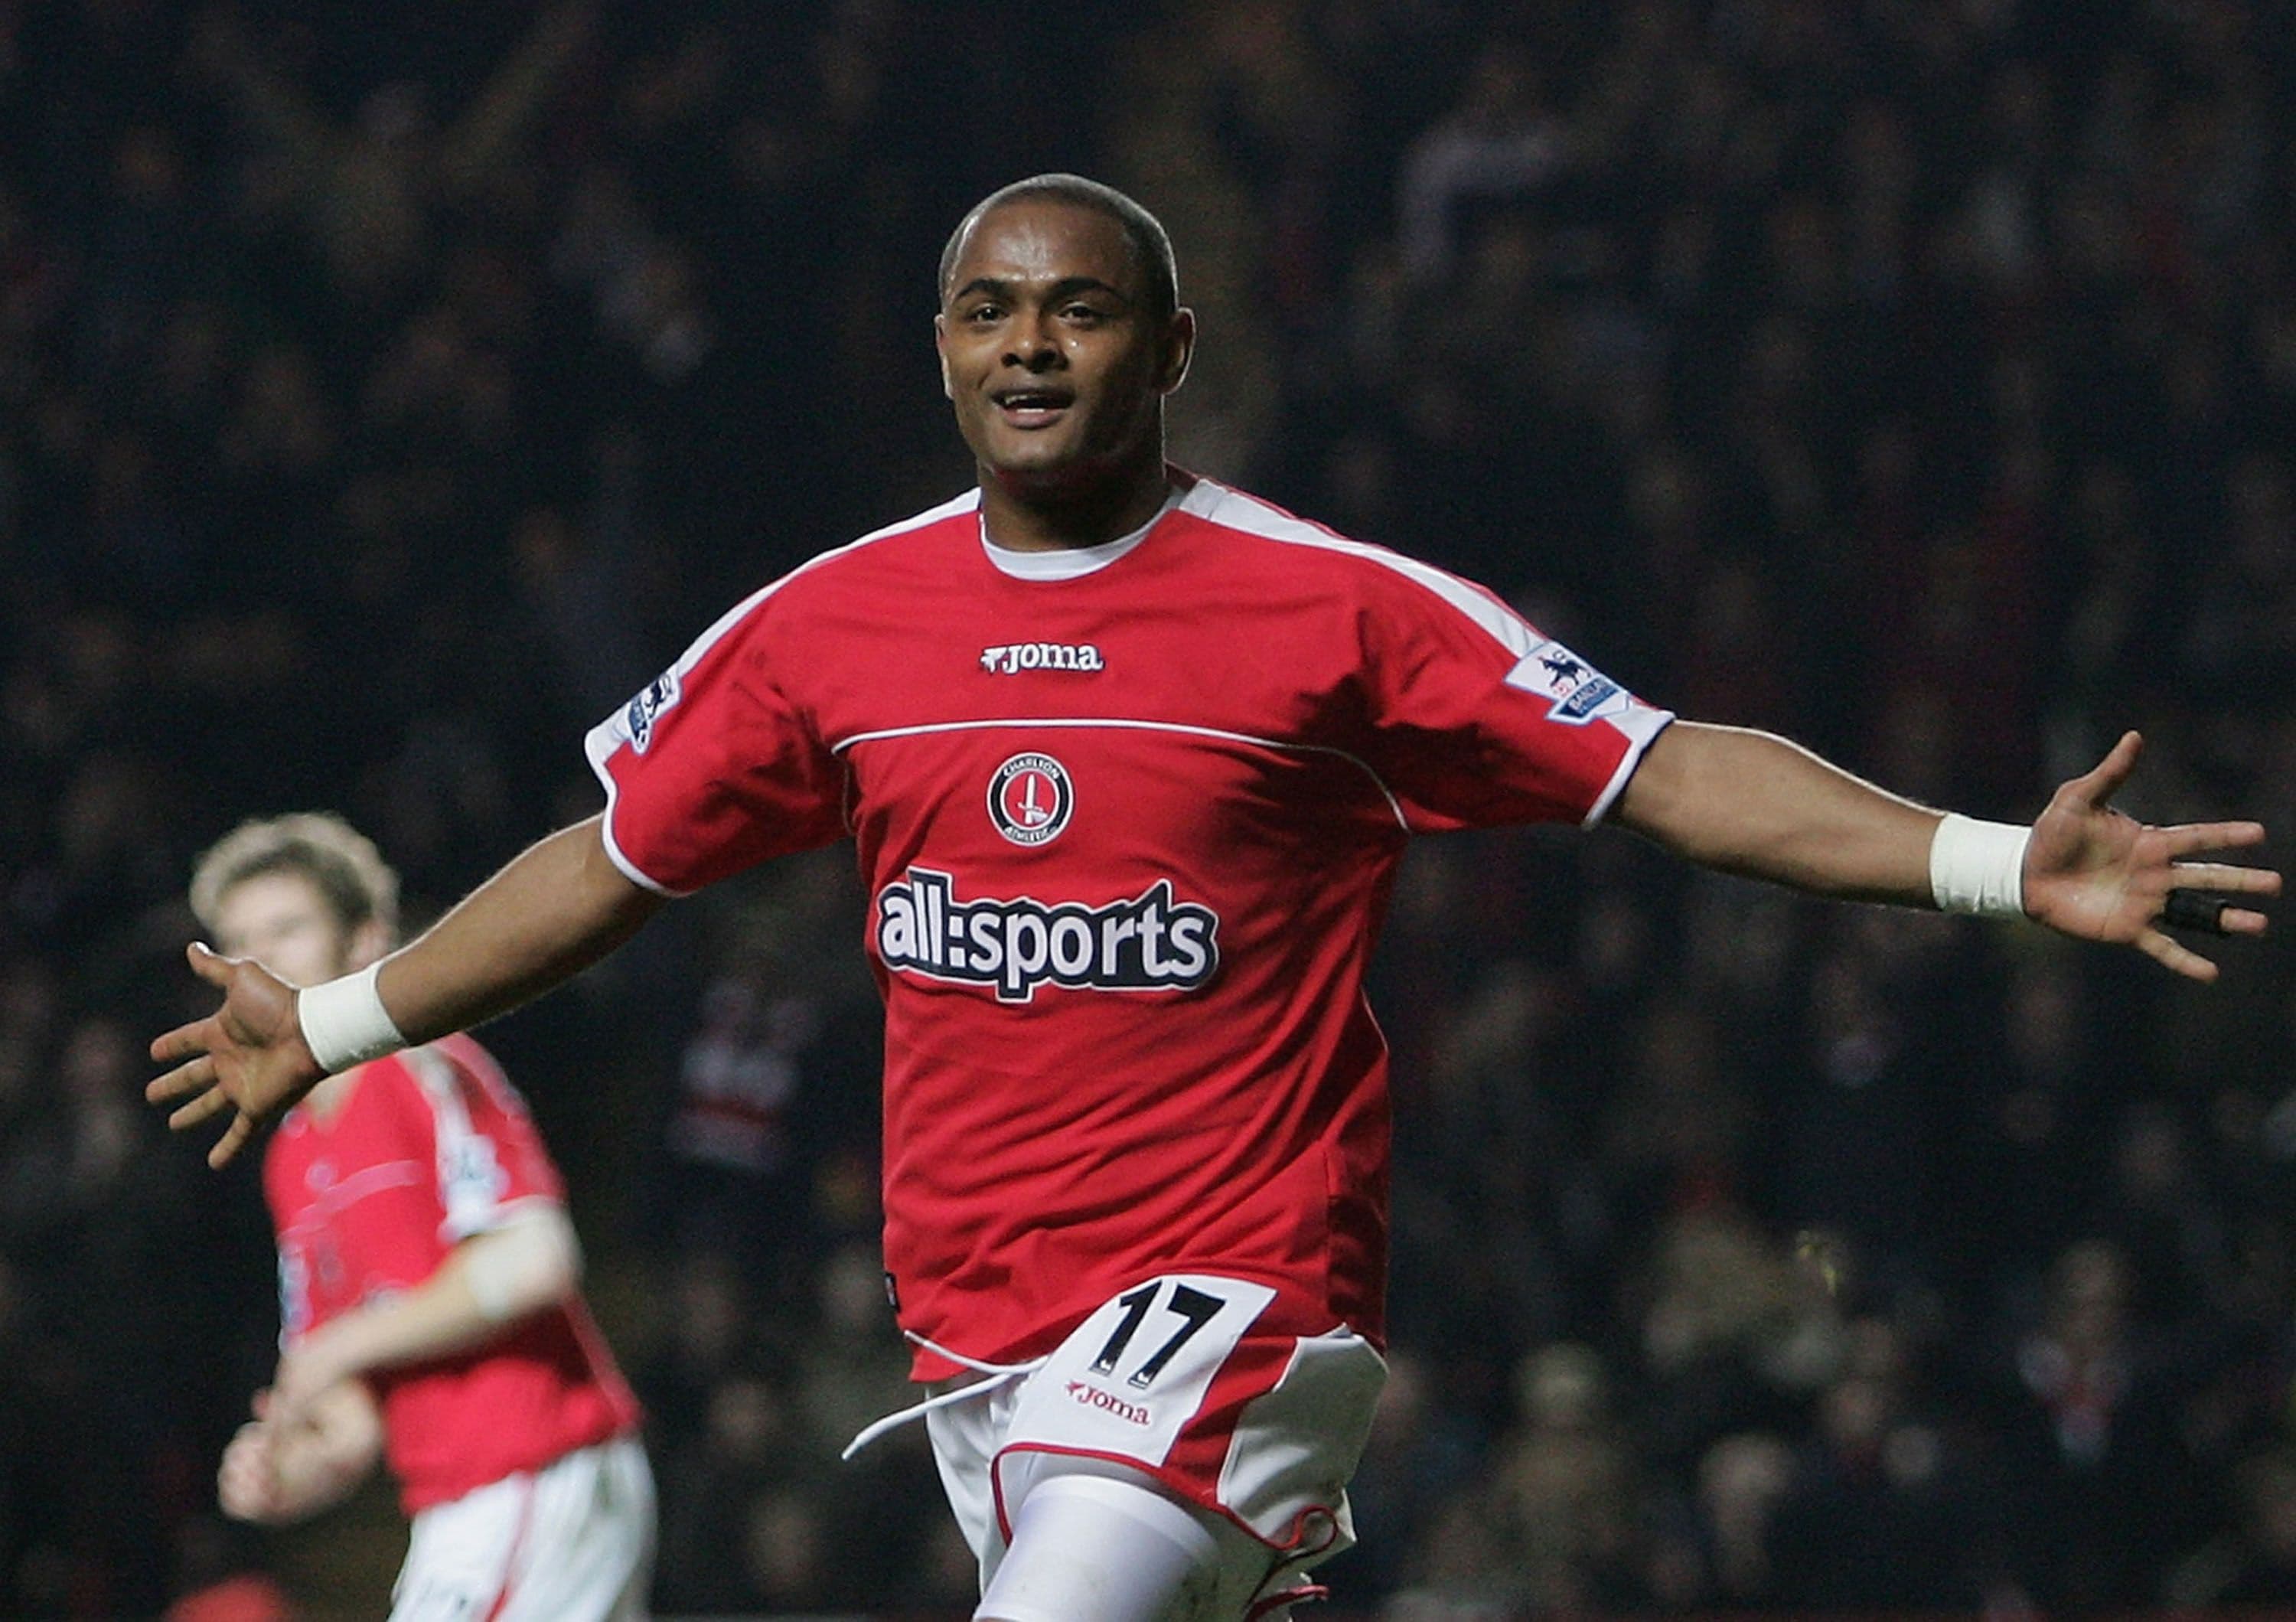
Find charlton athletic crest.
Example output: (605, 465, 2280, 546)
(989, 752, 1074, 847)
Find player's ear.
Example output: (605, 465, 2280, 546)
(934, 313, 953, 400)
(1158, 308, 1195, 396)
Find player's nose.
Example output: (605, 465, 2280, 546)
(1003, 311, 1064, 371)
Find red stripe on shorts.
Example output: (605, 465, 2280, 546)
(481, 1474, 539, 1622)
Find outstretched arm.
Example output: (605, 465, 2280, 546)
(149, 815, 663, 1166)
(1614, 722, 2277, 978)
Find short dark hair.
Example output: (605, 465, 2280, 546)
(938, 174, 1179, 322)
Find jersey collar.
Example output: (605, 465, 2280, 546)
(977, 482, 1187, 581)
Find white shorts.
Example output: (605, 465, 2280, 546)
(924, 1274, 1386, 1622)
(392, 1434, 655, 1622)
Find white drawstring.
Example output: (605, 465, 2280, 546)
(903, 1330, 1049, 1377)
(840, 1331, 1049, 1460)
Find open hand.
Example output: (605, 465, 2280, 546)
(147, 942, 326, 1167)
(2022, 732, 2280, 980)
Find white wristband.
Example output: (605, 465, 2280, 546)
(1928, 814, 2031, 919)
(297, 962, 408, 1073)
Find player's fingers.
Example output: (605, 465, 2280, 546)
(169, 1085, 234, 1131)
(2159, 821, 2272, 859)
(210, 1110, 257, 1170)
(2166, 859, 2281, 894)
(149, 1017, 218, 1069)
(2222, 907, 2271, 936)
(187, 940, 234, 987)
(2069, 730, 2143, 810)
(146, 1052, 214, 1102)
(2137, 925, 2219, 983)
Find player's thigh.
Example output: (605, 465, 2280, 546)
(927, 1372, 1014, 1578)
(932, 1273, 1384, 1618)
(498, 1437, 657, 1622)
(977, 1466, 1257, 1622)
(393, 1474, 525, 1622)
(995, 1274, 1383, 1562)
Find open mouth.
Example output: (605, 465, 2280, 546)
(991, 387, 1075, 426)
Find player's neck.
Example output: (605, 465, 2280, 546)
(979, 457, 1175, 553)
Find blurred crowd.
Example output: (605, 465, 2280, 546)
(5, 0, 2296, 1615)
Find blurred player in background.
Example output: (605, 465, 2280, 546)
(189, 814, 653, 1620)
(153, 178, 2277, 1622)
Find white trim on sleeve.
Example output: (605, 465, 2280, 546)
(1581, 709, 1674, 827)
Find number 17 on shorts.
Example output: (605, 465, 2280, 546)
(1012, 1275, 1277, 1467)
(994, 1271, 1387, 1555)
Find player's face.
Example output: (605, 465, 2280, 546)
(936, 201, 1192, 496)
(211, 871, 362, 990)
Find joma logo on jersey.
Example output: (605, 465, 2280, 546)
(876, 868, 1219, 1003)
(980, 642, 1104, 674)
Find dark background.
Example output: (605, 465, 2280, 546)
(5, 0, 2296, 1614)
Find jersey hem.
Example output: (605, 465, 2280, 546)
(396, 1421, 644, 1516)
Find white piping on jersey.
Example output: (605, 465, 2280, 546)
(830, 716, 1414, 833)
(403, 1045, 515, 1245)
(978, 485, 1184, 580)
(1177, 477, 1541, 659)
(680, 487, 985, 680)
(840, 1333, 1049, 1461)
(277, 1160, 429, 1242)
(1179, 478, 1675, 828)
(585, 487, 986, 897)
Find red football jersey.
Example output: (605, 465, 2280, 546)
(587, 474, 1672, 1379)
(263, 1033, 640, 1512)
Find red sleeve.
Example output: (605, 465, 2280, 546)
(1350, 561, 1672, 833)
(400, 1037, 565, 1245)
(584, 576, 850, 895)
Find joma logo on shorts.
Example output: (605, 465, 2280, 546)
(1065, 1379, 1151, 1426)
(980, 642, 1104, 674)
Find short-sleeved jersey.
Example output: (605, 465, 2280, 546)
(587, 475, 1671, 1379)
(263, 1033, 641, 1513)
